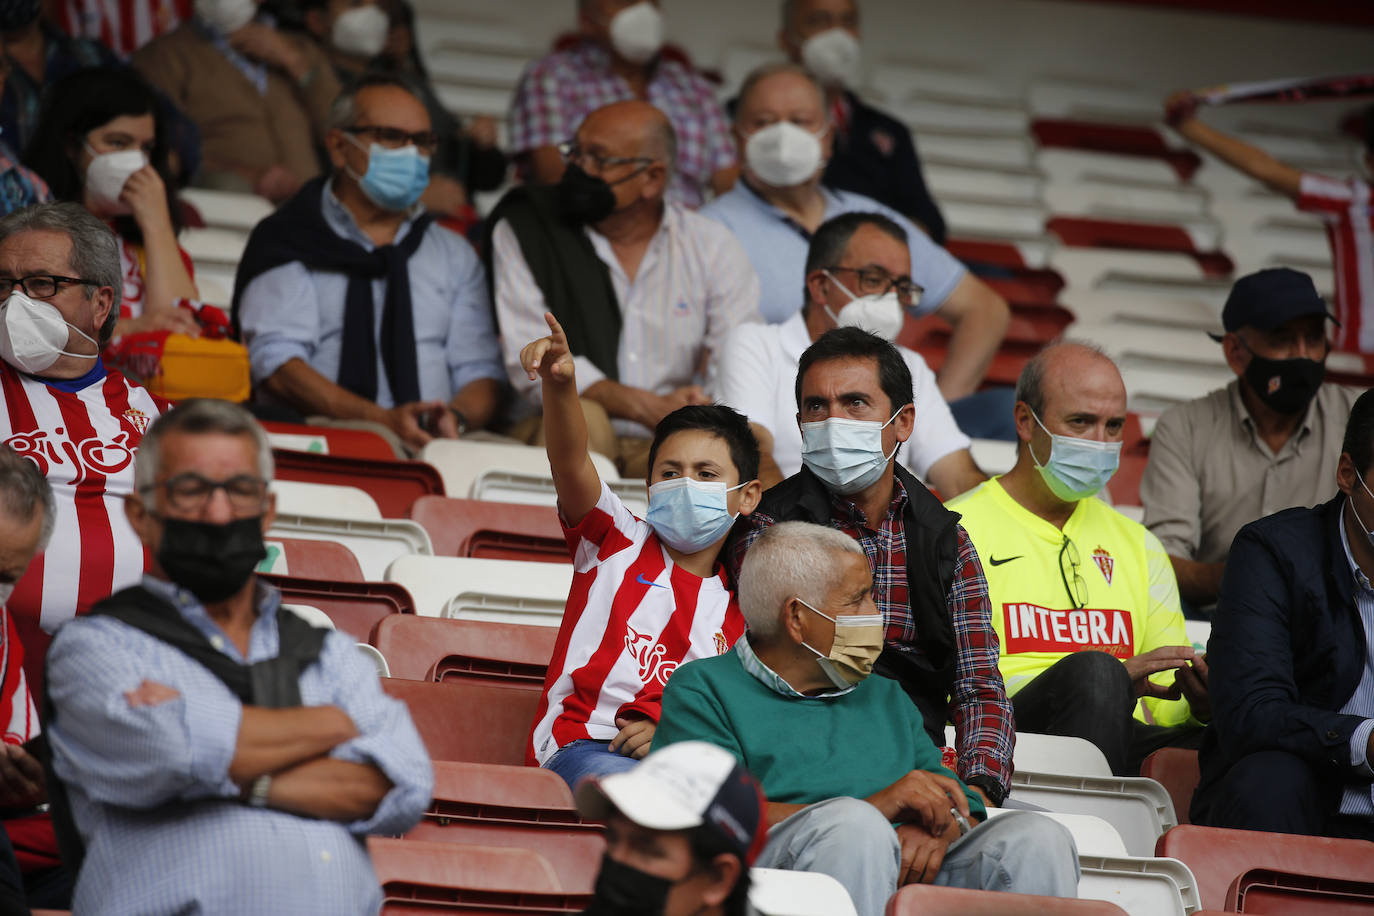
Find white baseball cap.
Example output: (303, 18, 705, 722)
(576, 741, 767, 864)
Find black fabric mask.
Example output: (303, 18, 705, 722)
(556, 163, 618, 225)
(1243, 353, 1326, 415)
(582, 854, 674, 916)
(156, 516, 267, 604)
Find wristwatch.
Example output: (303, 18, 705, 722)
(248, 774, 272, 808)
(448, 408, 469, 436)
(966, 775, 1007, 808)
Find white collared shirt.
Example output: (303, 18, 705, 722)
(709, 311, 970, 480)
(493, 202, 762, 438)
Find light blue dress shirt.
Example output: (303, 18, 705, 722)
(238, 178, 506, 408)
(699, 181, 966, 324)
(47, 576, 434, 916)
(1336, 503, 1374, 816)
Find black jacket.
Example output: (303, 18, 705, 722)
(1194, 496, 1370, 822)
(823, 92, 947, 245)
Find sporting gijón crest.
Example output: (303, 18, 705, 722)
(1091, 547, 1114, 585)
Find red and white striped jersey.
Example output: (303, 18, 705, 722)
(1298, 174, 1374, 353)
(115, 236, 200, 321)
(528, 484, 746, 765)
(1, 606, 37, 746)
(0, 362, 163, 680)
(55, 0, 190, 58)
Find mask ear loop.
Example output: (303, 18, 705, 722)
(820, 269, 859, 327)
(1027, 410, 1055, 470)
(1350, 470, 1374, 534)
(879, 405, 906, 462)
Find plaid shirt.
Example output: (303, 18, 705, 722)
(507, 40, 736, 209)
(730, 478, 1015, 793)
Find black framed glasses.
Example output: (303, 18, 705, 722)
(1058, 535, 1087, 610)
(825, 266, 923, 307)
(0, 275, 97, 300)
(140, 473, 269, 515)
(344, 125, 439, 153)
(557, 141, 654, 175)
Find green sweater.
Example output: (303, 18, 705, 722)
(656, 645, 986, 819)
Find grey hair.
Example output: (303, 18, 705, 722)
(1015, 338, 1112, 417)
(328, 72, 429, 131)
(0, 202, 122, 345)
(135, 399, 274, 508)
(734, 61, 826, 124)
(0, 445, 55, 550)
(738, 521, 864, 640)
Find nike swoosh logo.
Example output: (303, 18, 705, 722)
(636, 574, 667, 589)
(988, 555, 1023, 566)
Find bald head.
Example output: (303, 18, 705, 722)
(1017, 341, 1125, 419)
(577, 100, 678, 175)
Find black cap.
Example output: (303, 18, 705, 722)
(1209, 267, 1339, 341)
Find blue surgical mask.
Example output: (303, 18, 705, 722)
(1028, 412, 1121, 502)
(344, 134, 430, 211)
(646, 477, 747, 554)
(800, 410, 902, 495)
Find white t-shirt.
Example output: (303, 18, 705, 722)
(710, 312, 971, 479)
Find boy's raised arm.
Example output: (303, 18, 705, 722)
(520, 312, 604, 525)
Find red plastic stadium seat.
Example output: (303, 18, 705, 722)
(947, 238, 1034, 270)
(981, 270, 1067, 308)
(1031, 118, 1202, 181)
(1228, 868, 1374, 913)
(1139, 747, 1199, 826)
(1155, 824, 1374, 911)
(369, 615, 557, 682)
(263, 536, 364, 581)
(407, 761, 606, 893)
(262, 574, 414, 641)
(381, 678, 539, 766)
(369, 837, 590, 914)
(272, 449, 445, 518)
(409, 495, 568, 562)
(886, 885, 1128, 914)
(260, 420, 397, 460)
(898, 305, 1074, 354)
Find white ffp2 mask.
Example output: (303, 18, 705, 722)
(608, 2, 664, 65)
(194, 0, 255, 34)
(0, 292, 100, 375)
(822, 271, 904, 341)
(332, 4, 389, 58)
(84, 146, 147, 215)
(744, 121, 826, 188)
(800, 28, 861, 89)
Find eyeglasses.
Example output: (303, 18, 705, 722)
(140, 472, 269, 515)
(557, 141, 654, 175)
(343, 126, 439, 153)
(1058, 535, 1087, 610)
(0, 275, 97, 300)
(825, 266, 923, 307)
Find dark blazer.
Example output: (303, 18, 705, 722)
(1194, 495, 1370, 822)
(823, 92, 947, 245)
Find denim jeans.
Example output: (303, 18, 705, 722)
(757, 799, 1080, 916)
(542, 739, 639, 791)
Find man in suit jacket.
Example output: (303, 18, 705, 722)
(1196, 388, 1374, 838)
